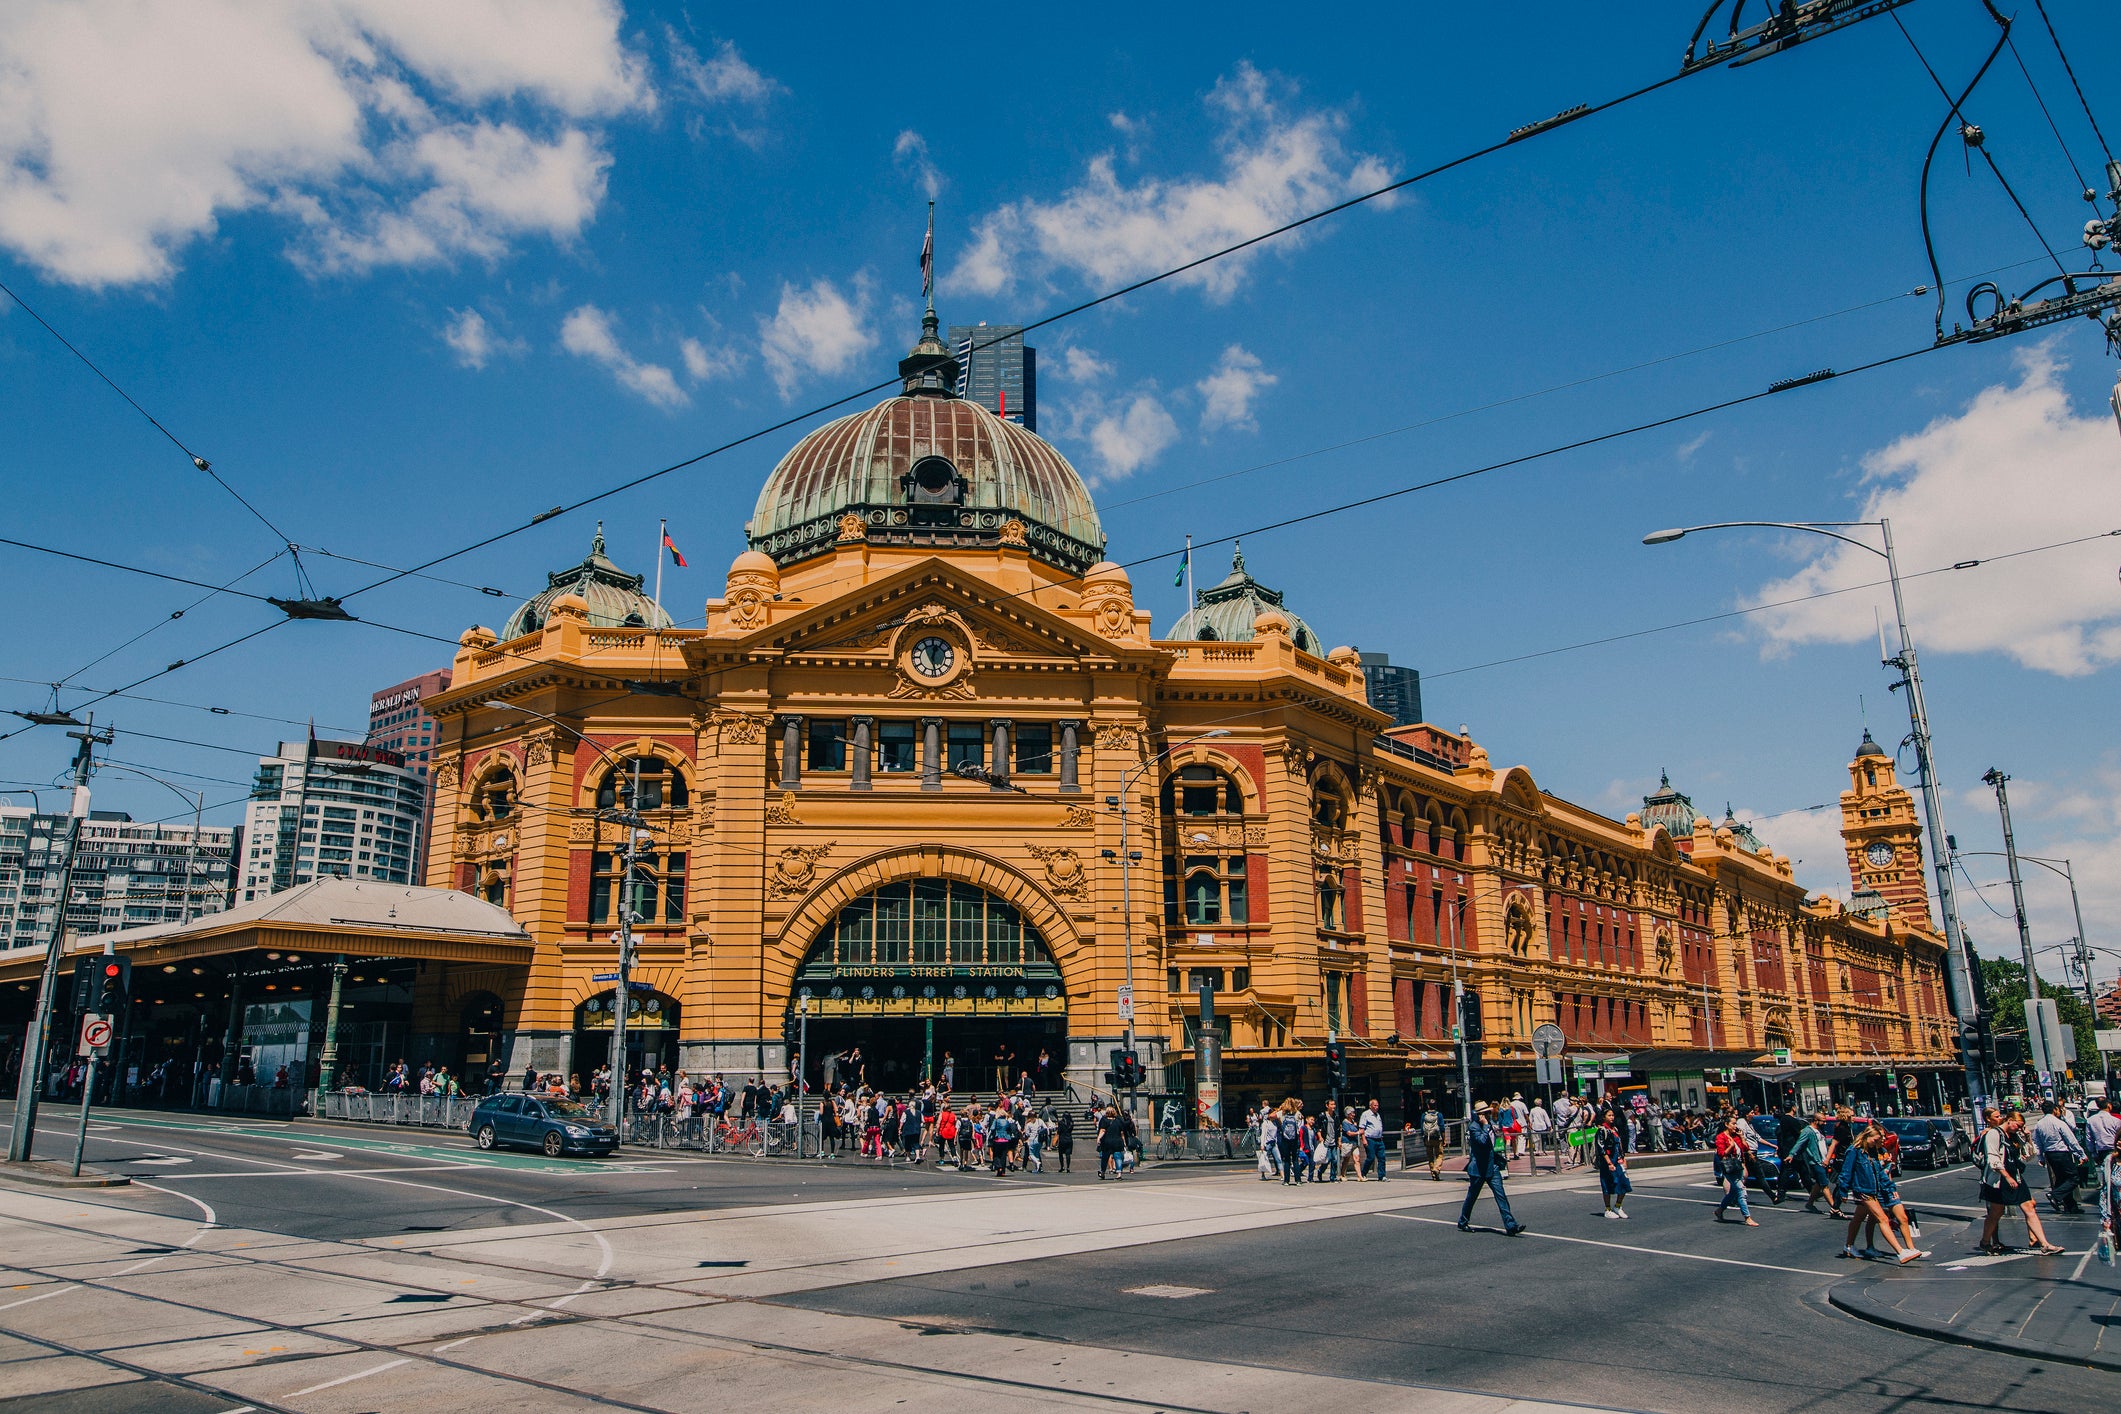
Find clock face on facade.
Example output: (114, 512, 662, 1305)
(909, 636, 956, 678)
(1865, 841, 1896, 869)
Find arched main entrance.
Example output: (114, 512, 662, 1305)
(790, 877, 1066, 1095)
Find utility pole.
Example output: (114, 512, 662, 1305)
(1981, 770, 2040, 1000)
(7, 718, 110, 1165)
(1450, 896, 1473, 1148)
(607, 758, 645, 1133)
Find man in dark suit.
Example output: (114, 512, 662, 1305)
(1457, 1101, 1526, 1235)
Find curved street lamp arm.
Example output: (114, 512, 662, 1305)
(1647, 520, 1887, 558)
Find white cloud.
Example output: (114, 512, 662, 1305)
(680, 335, 744, 383)
(1076, 389, 1180, 482)
(667, 30, 779, 105)
(894, 130, 942, 199)
(1675, 430, 1712, 463)
(1728, 803, 1854, 901)
(1059, 345, 1113, 382)
(758, 277, 875, 398)
(442, 307, 523, 369)
(1747, 345, 2121, 676)
(0, 0, 648, 287)
(1195, 343, 1277, 432)
(559, 304, 686, 409)
(951, 62, 1392, 302)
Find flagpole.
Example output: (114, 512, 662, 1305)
(653, 518, 666, 628)
(1184, 534, 1194, 619)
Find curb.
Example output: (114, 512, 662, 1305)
(1826, 1281, 2121, 1373)
(0, 1160, 130, 1188)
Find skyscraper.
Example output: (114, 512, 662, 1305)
(238, 739, 428, 901)
(948, 322, 1036, 430)
(1359, 652, 1423, 727)
(366, 669, 451, 778)
(0, 808, 237, 952)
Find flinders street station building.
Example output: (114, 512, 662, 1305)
(409, 311, 1961, 1115)
(0, 311, 1959, 1118)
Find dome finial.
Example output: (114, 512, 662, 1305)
(899, 202, 960, 397)
(591, 521, 606, 557)
(1231, 540, 1245, 575)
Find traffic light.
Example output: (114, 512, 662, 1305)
(71, 957, 98, 1014)
(1459, 992, 1484, 1043)
(781, 1011, 800, 1053)
(1109, 1048, 1143, 1088)
(1996, 1034, 2023, 1067)
(95, 957, 131, 1015)
(1325, 1040, 1349, 1090)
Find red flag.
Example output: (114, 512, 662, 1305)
(662, 530, 687, 568)
(920, 203, 934, 299)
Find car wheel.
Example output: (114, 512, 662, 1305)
(476, 1124, 498, 1151)
(543, 1130, 564, 1157)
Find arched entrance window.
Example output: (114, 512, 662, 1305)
(791, 878, 1066, 1094)
(595, 756, 688, 811)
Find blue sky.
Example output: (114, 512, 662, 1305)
(2, 2, 2116, 983)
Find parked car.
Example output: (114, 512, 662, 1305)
(1739, 1113, 1785, 1191)
(470, 1093, 618, 1157)
(1878, 1117, 1946, 1170)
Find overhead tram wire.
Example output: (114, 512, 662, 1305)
(2030, 0, 2112, 164)
(333, 27, 1864, 605)
(56, 548, 286, 688)
(0, 676, 362, 736)
(0, 276, 313, 590)
(2005, 31, 2105, 214)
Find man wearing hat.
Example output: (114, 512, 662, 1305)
(1458, 1100, 1527, 1236)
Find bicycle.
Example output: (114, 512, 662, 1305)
(714, 1117, 767, 1156)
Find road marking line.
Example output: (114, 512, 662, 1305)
(0, 1286, 72, 1312)
(433, 1336, 479, 1353)
(1372, 1211, 1839, 1276)
(284, 1357, 410, 1397)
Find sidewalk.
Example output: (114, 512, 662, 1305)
(1829, 1210, 2121, 1370)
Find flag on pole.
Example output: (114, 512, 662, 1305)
(661, 527, 687, 568)
(1173, 544, 1188, 588)
(920, 202, 934, 300)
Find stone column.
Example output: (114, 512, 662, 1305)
(1057, 720, 1081, 793)
(849, 716, 873, 791)
(779, 715, 802, 791)
(989, 719, 1012, 790)
(921, 718, 943, 791)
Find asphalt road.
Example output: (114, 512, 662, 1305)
(779, 1163, 2115, 1414)
(0, 1108, 2111, 1412)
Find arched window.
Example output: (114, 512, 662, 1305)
(587, 849, 686, 925)
(1172, 854, 1247, 926)
(1317, 867, 1344, 931)
(807, 879, 1054, 969)
(470, 766, 515, 822)
(1162, 763, 1243, 817)
(595, 756, 688, 811)
(476, 859, 510, 908)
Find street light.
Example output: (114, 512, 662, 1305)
(1104, 729, 1230, 1116)
(484, 700, 647, 1133)
(1960, 851, 2098, 1016)
(1644, 517, 1986, 1105)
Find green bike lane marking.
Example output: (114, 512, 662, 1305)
(79, 1111, 676, 1176)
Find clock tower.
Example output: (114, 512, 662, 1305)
(1840, 728, 1932, 930)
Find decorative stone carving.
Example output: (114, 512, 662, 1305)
(431, 758, 460, 790)
(524, 730, 561, 767)
(765, 791, 801, 826)
(1504, 898, 1534, 957)
(1279, 740, 1313, 776)
(1063, 804, 1095, 829)
(1025, 844, 1087, 898)
(726, 586, 768, 630)
(1081, 583, 1136, 639)
(836, 512, 867, 543)
(999, 517, 1028, 547)
(1243, 823, 1268, 848)
(1094, 724, 1139, 755)
(888, 675, 976, 701)
(1357, 766, 1382, 801)
(718, 713, 768, 747)
(768, 844, 833, 897)
(568, 819, 597, 842)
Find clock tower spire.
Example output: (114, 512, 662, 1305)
(1840, 727, 1931, 930)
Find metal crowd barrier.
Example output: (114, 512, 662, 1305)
(319, 1090, 479, 1131)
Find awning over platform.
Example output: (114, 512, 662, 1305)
(0, 877, 535, 984)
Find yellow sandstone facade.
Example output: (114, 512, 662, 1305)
(422, 318, 1957, 1112)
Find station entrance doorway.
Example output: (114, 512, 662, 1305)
(789, 877, 1068, 1096)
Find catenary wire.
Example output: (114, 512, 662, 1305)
(2006, 32, 2103, 213)
(0, 276, 307, 574)
(333, 63, 1726, 603)
(57, 550, 286, 688)
(2030, 0, 2112, 162)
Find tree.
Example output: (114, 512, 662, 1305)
(1977, 956, 2098, 1077)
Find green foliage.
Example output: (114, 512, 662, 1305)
(1977, 956, 2098, 1075)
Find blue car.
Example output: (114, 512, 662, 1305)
(470, 1093, 618, 1157)
(1741, 1114, 1787, 1191)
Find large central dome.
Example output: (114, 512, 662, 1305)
(746, 317, 1104, 573)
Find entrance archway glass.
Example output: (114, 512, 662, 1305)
(791, 878, 1066, 1095)
(574, 989, 679, 1091)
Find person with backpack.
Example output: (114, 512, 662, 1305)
(1422, 1097, 1446, 1181)
(1276, 1101, 1305, 1186)
(989, 1105, 1020, 1176)
(1054, 1109, 1075, 1173)
(1096, 1105, 1127, 1179)
(1712, 1114, 1759, 1226)
(1594, 1107, 1631, 1219)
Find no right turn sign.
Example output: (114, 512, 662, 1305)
(78, 1013, 112, 1057)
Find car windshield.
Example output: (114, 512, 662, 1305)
(1883, 1119, 1930, 1140)
(543, 1100, 598, 1121)
(1750, 1116, 1780, 1142)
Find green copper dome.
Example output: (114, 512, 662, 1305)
(499, 524, 674, 641)
(1167, 544, 1323, 655)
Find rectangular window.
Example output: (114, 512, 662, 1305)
(588, 851, 613, 923)
(1014, 723, 1053, 774)
(807, 719, 847, 771)
(1324, 972, 1345, 1031)
(1185, 968, 1224, 992)
(663, 853, 686, 922)
(1232, 966, 1250, 991)
(1226, 856, 1248, 924)
(1183, 857, 1220, 925)
(946, 722, 985, 772)
(877, 721, 917, 773)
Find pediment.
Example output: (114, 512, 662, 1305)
(696, 559, 1149, 670)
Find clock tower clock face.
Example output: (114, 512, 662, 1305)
(910, 636, 956, 679)
(1865, 841, 1895, 869)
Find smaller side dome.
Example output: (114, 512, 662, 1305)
(500, 523, 674, 640)
(1855, 727, 1888, 759)
(727, 549, 780, 588)
(548, 593, 590, 620)
(1168, 543, 1323, 655)
(1253, 607, 1291, 637)
(1327, 645, 1361, 669)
